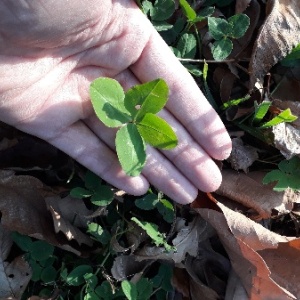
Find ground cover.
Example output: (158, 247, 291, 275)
(1, 0, 300, 299)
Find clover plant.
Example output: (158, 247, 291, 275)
(90, 78, 178, 176)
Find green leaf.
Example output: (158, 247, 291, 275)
(29, 259, 43, 282)
(95, 282, 114, 299)
(91, 185, 114, 206)
(84, 291, 101, 300)
(30, 241, 54, 261)
(281, 43, 300, 66)
(228, 14, 250, 39)
(66, 265, 93, 286)
(152, 264, 173, 291)
(142, 0, 153, 15)
(70, 187, 93, 199)
(116, 124, 146, 176)
(121, 280, 137, 300)
(90, 78, 131, 127)
(87, 222, 111, 245)
(84, 273, 98, 290)
(183, 63, 203, 77)
(85, 171, 102, 191)
(263, 157, 300, 191)
(176, 33, 197, 58)
(156, 199, 174, 223)
(211, 38, 233, 60)
(125, 79, 168, 121)
(131, 217, 174, 251)
(252, 100, 271, 124)
(152, 21, 173, 31)
(136, 278, 153, 300)
(208, 17, 231, 40)
(197, 6, 215, 18)
(11, 232, 32, 252)
(260, 108, 298, 128)
(135, 193, 159, 210)
(179, 0, 196, 21)
(137, 113, 178, 150)
(150, 0, 175, 21)
(221, 95, 250, 109)
(40, 266, 57, 283)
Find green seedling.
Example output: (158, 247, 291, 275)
(131, 217, 175, 251)
(12, 233, 57, 284)
(71, 171, 114, 206)
(208, 14, 250, 60)
(263, 156, 300, 191)
(90, 78, 178, 177)
(135, 192, 175, 223)
(252, 101, 297, 128)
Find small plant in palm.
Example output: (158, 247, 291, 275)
(90, 78, 178, 177)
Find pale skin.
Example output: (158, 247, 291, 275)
(0, 0, 232, 204)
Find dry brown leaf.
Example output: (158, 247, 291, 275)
(272, 122, 300, 159)
(196, 202, 297, 299)
(249, 0, 300, 88)
(0, 171, 87, 256)
(45, 196, 93, 246)
(227, 137, 259, 172)
(216, 170, 293, 218)
(110, 255, 152, 281)
(0, 225, 32, 300)
(135, 217, 214, 263)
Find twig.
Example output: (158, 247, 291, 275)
(178, 58, 250, 63)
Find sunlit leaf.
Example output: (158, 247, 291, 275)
(228, 14, 250, 38)
(179, 0, 196, 21)
(253, 100, 271, 124)
(137, 113, 178, 150)
(211, 38, 233, 60)
(208, 17, 231, 40)
(260, 108, 298, 128)
(125, 79, 168, 121)
(90, 78, 131, 127)
(116, 124, 146, 176)
(121, 280, 137, 300)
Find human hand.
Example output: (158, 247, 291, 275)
(0, 0, 232, 204)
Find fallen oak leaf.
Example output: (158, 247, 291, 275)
(0, 170, 88, 256)
(45, 195, 93, 246)
(249, 0, 300, 88)
(195, 201, 297, 299)
(216, 170, 294, 219)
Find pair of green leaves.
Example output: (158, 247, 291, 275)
(135, 192, 175, 223)
(252, 100, 297, 128)
(12, 233, 56, 283)
(70, 171, 114, 207)
(208, 14, 250, 60)
(90, 78, 178, 176)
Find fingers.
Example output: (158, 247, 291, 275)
(130, 14, 232, 160)
(47, 121, 149, 196)
(84, 114, 198, 204)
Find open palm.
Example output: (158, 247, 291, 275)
(0, 0, 232, 204)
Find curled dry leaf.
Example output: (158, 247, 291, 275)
(45, 196, 93, 246)
(249, 0, 300, 88)
(0, 225, 32, 299)
(0, 171, 87, 256)
(110, 255, 152, 281)
(216, 170, 294, 218)
(227, 137, 259, 172)
(196, 201, 299, 299)
(135, 217, 214, 264)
